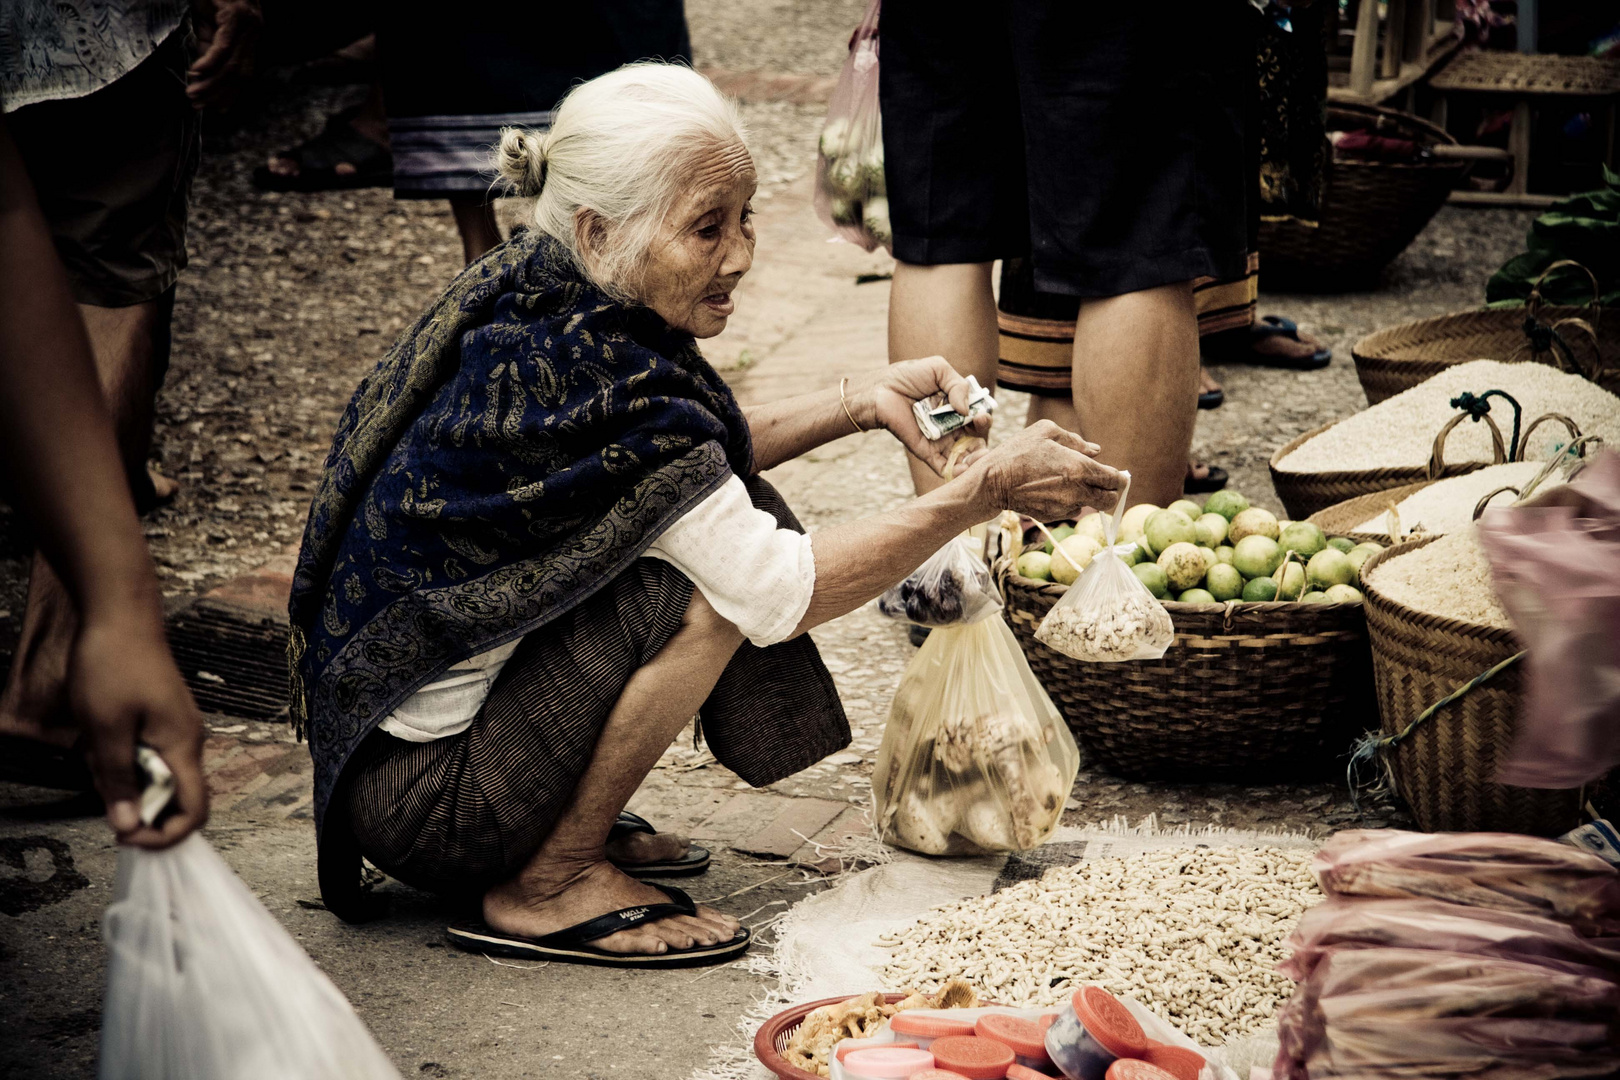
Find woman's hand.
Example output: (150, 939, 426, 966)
(968, 420, 1123, 521)
(857, 356, 994, 476)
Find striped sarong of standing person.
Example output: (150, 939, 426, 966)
(995, 252, 1259, 397)
(387, 110, 555, 197)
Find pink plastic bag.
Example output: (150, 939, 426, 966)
(814, 0, 889, 252)
(1476, 450, 1620, 788)
(1274, 946, 1620, 1080)
(1279, 897, 1620, 982)
(1312, 829, 1620, 934)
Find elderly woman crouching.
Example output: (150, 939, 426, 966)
(289, 64, 1119, 967)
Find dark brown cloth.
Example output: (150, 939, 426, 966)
(338, 478, 848, 897)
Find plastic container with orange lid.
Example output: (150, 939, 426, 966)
(841, 1046, 936, 1080)
(1006, 1064, 1056, 1080)
(889, 1013, 979, 1051)
(974, 1014, 1053, 1073)
(837, 1042, 921, 1063)
(1043, 987, 1148, 1080)
(1138, 1043, 1205, 1080)
(1037, 1015, 1058, 1033)
(929, 1035, 1016, 1080)
(1104, 1060, 1179, 1080)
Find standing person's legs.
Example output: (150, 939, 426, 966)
(888, 263, 998, 494)
(1, 34, 197, 742)
(448, 195, 502, 264)
(881, 1, 1025, 494)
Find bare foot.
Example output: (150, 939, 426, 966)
(1199, 367, 1224, 396)
(484, 859, 740, 956)
(1187, 460, 1212, 482)
(146, 466, 179, 504)
(1251, 329, 1326, 362)
(605, 829, 692, 867)
(0, 556, 78, 748)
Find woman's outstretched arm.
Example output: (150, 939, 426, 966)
(744, 356, 1021, 474)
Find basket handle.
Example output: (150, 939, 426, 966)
(1527, 260, 1602, 321)
(1513, 412, 1583, 462)
(1428, 409, 1506, 479)
(1471, 486, 1521, 521)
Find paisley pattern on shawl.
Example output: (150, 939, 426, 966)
(289, 230, 754, 830)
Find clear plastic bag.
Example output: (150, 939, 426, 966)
(814, 0, 889, 252)
(1475, 450, 1620, 789)
(1273, 946, 1620, 1080)
(1311, 829, 1620, 935)
(1279, 898, 1620, 983)
(876, 533, 1003, 628)
(874, 616, 1080, 855)
(100, 834, 402, 1080)
(1034, 472, 1174, 662)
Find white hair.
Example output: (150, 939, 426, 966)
(495, 63, 750, 302)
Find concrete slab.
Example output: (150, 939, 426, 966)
(732, 797, 847, 860)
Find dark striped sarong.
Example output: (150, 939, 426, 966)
(339, 481, 848, 896)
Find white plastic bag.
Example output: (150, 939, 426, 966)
(100, 834, 402, 1080)
(814, 0, 888, 251)
(875, 617, 1080, 855)
(876, 533, 1003, 628)
(1035, 472, 1174, 662)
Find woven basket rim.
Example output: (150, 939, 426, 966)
(753, 993, 910, 1080)
(1306, 479, 1439, 547)
(1003, 570, 1368, 615)
(1351, 304, 1607, 362)
(1357, 535, 1520, 646)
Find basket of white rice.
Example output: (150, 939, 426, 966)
(1305, 458, 1576, 546)
(1269, 359, 1620, 519)
(1357, 530, 1587, 835)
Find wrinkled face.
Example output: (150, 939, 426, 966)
(637, 140, 756, 338)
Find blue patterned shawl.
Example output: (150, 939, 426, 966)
(289, 230, 754, 830)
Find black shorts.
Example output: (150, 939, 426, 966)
(879, 0, 1250, 298)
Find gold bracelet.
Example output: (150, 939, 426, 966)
(839, 376, 866, 434)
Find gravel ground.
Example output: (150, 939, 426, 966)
(688, 0, 868, 76)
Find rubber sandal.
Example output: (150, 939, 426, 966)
(1185, 465, 1229, 495)
(1226, 316, 1332, 370)
(445, 882, 751, 969)
(251, 108, 393, 193)
(608, 810, 710, 877)
(1198, 388, 1225, 410)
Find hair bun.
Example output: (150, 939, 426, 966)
(496, 127, 548, 197)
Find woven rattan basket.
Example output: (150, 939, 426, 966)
(1270, 405, 1515, 521)
(1305, 481, 1435, 547)
(1358, 538, 1584, 834)
(1258, 103, 1469, 290)
(1353, 305, 1617, 405)
(1000, 573, 1374, 781)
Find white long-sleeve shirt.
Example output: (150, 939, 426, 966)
(378, 475, 816, 743)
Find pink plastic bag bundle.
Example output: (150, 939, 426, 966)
(1311, 829, 1620, 934)
(1476, 450, 1620, 788)
(813, 0, 889, 252)
(1279, 898, 1620, 982)
(1273, 946, 1620, 1080)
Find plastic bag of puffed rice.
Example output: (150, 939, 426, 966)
(1034, 471, 1174, 662)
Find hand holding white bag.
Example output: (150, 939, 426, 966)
(100, 834, 402, 1080)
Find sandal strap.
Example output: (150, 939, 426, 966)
(1256, 315, 1302, 339)
(279, 114, 391, 174)
(531, 882, 697, 947)
(609, 810, 657, 841)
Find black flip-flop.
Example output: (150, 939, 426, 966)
(608, 811, 710, 877)
(1229, 316, 1333, 370)
(1198, 387, 1225, 410)
(445, 881, 750, 969)
(1185, 465, 1229, 495)
(251, 107, 393, 193)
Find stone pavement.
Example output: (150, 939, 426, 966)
(1, 137, 1487, 1080)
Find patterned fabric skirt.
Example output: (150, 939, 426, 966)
(339, 481, 847, 896)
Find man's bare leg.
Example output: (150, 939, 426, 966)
(887, 261, 998, 494)
(1060, 283, 1199, 508)
(482, 590, 745, 955)
(449, 195, 501, 265)
(1, 298, 166, 744)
